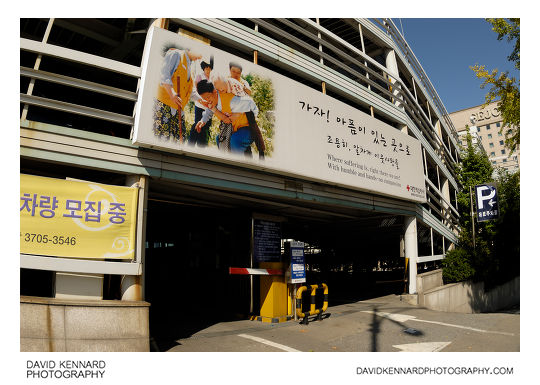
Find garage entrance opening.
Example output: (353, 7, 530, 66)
(144, 187, 408, 350)
(281, 217, 406, 305)
(144, 199, 255, 350)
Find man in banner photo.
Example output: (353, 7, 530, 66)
(153, 47, 202, 142)
(195, 79, 265, 158)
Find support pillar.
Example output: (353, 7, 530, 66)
(152, 18, 169, 29)
(404, 216, 419, 294)
(400, 124, 408, 135)
(441, 177, 450, 226)
(120, 175, 147, 301)
(385, 48, 402, 110)
(121, 275, 142, 301)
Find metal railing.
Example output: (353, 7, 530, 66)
(372, 19, 460, 144)
(20, 36, 139, 128)
(246, 18, 459, 179)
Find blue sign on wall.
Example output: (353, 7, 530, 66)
(475, 184, 499, 222)
(253, 219, 282, 262)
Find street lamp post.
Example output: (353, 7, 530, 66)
(468, 115, 477, 252)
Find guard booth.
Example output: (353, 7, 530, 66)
(252, 239, 317, 324)
(228, 215, 293, 324)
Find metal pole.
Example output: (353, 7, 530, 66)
(250, 218, 254, 315)
(21, 18, 55, 121)
(469, 186, 476, 251)
(293, 284, 298, 321)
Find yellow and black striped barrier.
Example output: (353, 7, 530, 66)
(295, 283, 329, 325)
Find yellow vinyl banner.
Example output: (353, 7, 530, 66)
(20, 174, 139, 260)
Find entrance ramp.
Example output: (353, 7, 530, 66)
(164, 294, 417, 352)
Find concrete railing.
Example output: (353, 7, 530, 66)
(417, 269, 444, 293)
(20, 296, 150, 352)
(421, 276, 520, 313)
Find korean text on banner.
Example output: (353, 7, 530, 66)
(20, 174, 139, 260)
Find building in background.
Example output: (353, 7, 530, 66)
(455, 115, 485, 153)
(449, 102, 519, 173)
(20, 18, 461, 351)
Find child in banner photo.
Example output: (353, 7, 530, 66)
(228, 61, 252, 96)
(153, 47, 202, 142)
(188, 56, 214, 146)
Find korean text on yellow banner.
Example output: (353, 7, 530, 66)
(20, 174, 139, 260)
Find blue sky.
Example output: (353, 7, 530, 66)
(395, 18, 519, 114)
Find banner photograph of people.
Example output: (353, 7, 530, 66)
(134, 27, 274, 161)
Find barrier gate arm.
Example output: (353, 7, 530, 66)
(229, 267, 283, 275)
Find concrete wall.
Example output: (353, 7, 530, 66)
(21, 296, 150, 352)
(417, 269, 443, 293)
(416, 269, 444, 307)
(421, 276, 520, 313)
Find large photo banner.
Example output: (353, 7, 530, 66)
(20, 174, 139, 260)
(133, 27, 426, 203)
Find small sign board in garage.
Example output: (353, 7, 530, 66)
(253, 218, 282, 262)
(288, 241, 306, 284)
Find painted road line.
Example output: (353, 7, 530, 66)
(361, 311, 416, 323)
(411, 318, 515, 336)
(237, 334, 301, 352)
(362, 310, 514, 336)
(393, 341, 452, 352)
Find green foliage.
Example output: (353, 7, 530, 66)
(490, 169, 520, 285)
(441, 248, 475, 284)
(487, 18, 520, 69)
(249, 74, 275, 156)
(444, 137, 520, 287)
(184, 100, 195, 136)
(455, 133, 494, 231)
(470, 64, 520, 152)
(470, 18, 520, 153)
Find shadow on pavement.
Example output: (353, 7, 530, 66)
(368, 305, 424, 352)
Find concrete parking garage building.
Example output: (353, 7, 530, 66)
(20, 18, 461, 351)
